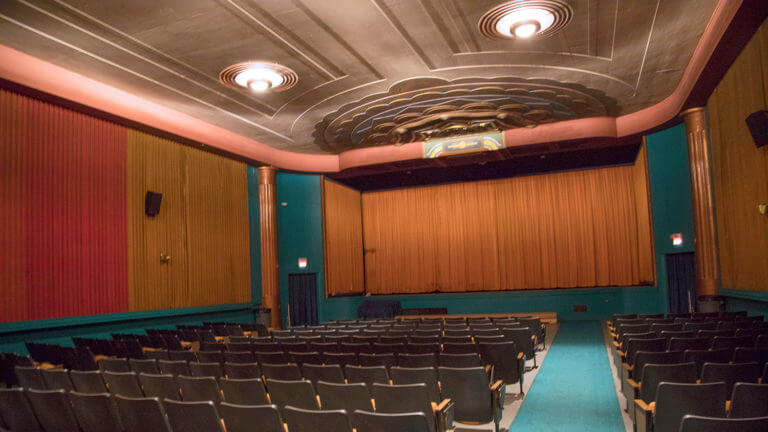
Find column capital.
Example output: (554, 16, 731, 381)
(257, 165, 277, 184)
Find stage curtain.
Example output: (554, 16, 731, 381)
(323, 179, 365, 296)
(359, 146, 655, 294)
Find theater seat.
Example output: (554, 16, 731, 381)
(478, 341, 525, 394)
(301, 363, 345, 384)
(371, 383, 442, 432)
(284, 405, 354, 432)
(344, 365, 389, 387)
(316, 381, 373, 414)
(223, 362, 261, 379)
(353, 410, 431, 432)
(438, 366, 503, 432)
(25, 388, 81, 432)
(68, 392, 124, 432)
(138, 373, 181, 401)
(70, 370, 108, 394)
(0, 388, 42, 432)
(729, 383, 768, 418)
(266, 379, 319, 415)
(114, 395, 172, 432)
(635, 382, 726, 432)
(41, 369, 74, 392)
(390, 367, 441, 403)
(178, 376, 222, 404)
(679, 415, 768, 432)
(701, 362, 761, 396)
(219, 403, 283, 432)
(164, 400, 225, 432)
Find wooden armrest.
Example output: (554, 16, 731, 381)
(634, 400, 655, 414)
(517, 352, 524, 359)
(436, 398, 451, 411)
(485, 365, 492, 374)
(612, 341, 620, 348)
(531, 335, 536, 342)
(622, 363, 633, 371)
(726, 400, 731, 412)
(627, 379, 640, 389)
(490, 380, 503, 391)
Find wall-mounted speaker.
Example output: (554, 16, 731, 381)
(746, 110, 768, 148)
(145, 191, 163, 217)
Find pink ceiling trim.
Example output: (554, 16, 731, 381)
(0, 0, 739, 173)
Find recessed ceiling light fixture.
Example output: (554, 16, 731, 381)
(219, 61, 298, 93)
(479, 0, 572, 40)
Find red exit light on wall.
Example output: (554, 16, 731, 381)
(298, 257, 308, 269)
(671, 233, 683, 246)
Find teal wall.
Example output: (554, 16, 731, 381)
(276, 173, 327, 326)
(646, 124, 697, 312)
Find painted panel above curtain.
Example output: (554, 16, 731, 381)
(352, 145, 655, 295)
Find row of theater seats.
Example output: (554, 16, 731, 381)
(608, 312, 768, 432)
(2, 364, 505, 432)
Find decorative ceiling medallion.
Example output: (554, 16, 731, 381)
(219, 61, 298, 93)
(478, 0, 573, 40)
(314, 77, 615, 153)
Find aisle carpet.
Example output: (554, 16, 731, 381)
(510, 321, 625, 431)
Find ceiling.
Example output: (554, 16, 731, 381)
(0, 0, 723, 160)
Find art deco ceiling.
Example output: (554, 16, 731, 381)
(0, 0, 720, 156)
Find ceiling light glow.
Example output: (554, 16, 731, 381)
(496, 8, 554, 38)
(219, 61, 298, 93)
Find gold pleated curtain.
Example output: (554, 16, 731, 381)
(325, 146, 655, 296)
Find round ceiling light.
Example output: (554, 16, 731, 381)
(478, 1, 572, 40)
(219, 61, 298, 93)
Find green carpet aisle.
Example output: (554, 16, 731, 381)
(510, 321, 625, 431)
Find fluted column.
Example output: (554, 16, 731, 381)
(258, 166, 280, 328)
(681, 107, 719, 298)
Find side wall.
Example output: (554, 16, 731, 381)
(0, 88, 254, 353)
(708, 19, 768, 317)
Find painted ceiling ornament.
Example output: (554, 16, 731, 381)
(314, 77, 616, 153)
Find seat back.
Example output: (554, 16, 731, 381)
(501, 328, 535, 358)
(442, 343, 478, 354)
(315, 381, 373, 413)
(103, 371, 144, 397)
(223, 362, 261, 379)
(680, 414, 768, 432)
(405, 343, 441, 355)
(438, 366, 493, 423)
(638, 362, 698, 403)
(68, 391, 124, 432)
(218, 378, 269, 405)
(265, 379, 319, 415)
(631, 351, 685, 380)
(261, 363, 302, 381)
(322, 352, 358, 367)
(438, 353, 482, 368)
(99, 358, 131, 373)
(70, 370, 108, 393)
(129, 358, 160, 375)
(14, 366, 47, 390)
(390, 367, 441, 403)
(371, 383, 436, 432)
(0, 388, 42, 432)
(478, 342, 522, 385)
(197, 351, 225, 364)
(684, 348, 733, 375)
(729, 383, 768, 418)
(25, 389, 80, 432)
(358, 353, 396, 369)
(302, 364, 345, 384)
(114, 395, 172, 432)
(189, 362, 224, 379)
(353, 410, 430, 432)
(344, 365, 389, 387)
(138, 373, 181, 401)
(668, 337, 709, 351)
(41, 369, 74, 391)
(625, 338, 666, 365)
(654, 382, 726, 432)
(712, 336, 754, 350)
(701, 362, 760, 396)
(164, 400, 225, 432)
(158, 360, 191, 377)
(397, 354, 437, 368)
(178, 375, 222, 403)
(219, 403, 284, 432)
(284, 406, 353, 432)
(223, 351, 255, 365)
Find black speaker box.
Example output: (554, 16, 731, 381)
(746, 110, 768, 148)
(145, 191, 163, 217)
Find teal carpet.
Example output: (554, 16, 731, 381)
(510, 321, 625, 431)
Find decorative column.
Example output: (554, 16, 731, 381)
(258, 166, 281, 328)
(681, 107, 719, 302)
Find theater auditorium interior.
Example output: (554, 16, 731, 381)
(1, 0, 768, 431)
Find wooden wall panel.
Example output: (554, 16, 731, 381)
(0, 89, 128, 322)
(128, 130, 251, 310)
(322, 179, 365, 296)
(359, 151, 655, 295)
(709, 20, 768, 292)
(127, 130, 190, 311)
(185, 146, 251, 307)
